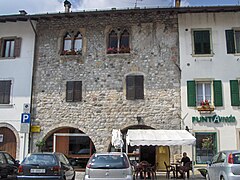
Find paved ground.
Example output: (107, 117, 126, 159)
(76, 171, 206, 180)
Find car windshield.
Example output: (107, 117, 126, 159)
(89, 154, 129, 169)
(22, 154, 57, 166)
(233, 153, 240, 164)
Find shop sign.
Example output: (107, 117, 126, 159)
(31, 125, 41, 133)
(192, 115, 236, 123)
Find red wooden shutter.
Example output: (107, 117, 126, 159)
(14, 37, 22, 57)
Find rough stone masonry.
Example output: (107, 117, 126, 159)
(31, 8, 181, 153)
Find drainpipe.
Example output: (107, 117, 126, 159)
(28, 17, 37, 154)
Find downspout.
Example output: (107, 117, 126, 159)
(28, 17, 38, 153)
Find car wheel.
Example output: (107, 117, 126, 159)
(206, 173, 210, 180)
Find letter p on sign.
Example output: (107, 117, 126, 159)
(21, 113, 31, 123)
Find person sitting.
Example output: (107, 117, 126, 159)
(178, 152, 191, 178)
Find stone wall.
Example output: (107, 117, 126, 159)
(31, 9, 181, 152)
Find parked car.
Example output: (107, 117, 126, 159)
(17, 152, 75, 180)
(0, 151, 19, 178)
(206, 150, 240, 180)
(84, 152, 133, 180)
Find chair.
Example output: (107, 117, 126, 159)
(181, 161, 192, 179)
(164, 161, 176, 179)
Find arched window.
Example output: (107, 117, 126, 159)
(108, 30, 118, 48)
(74, 32, 82, 52)
(107, 29, 130, 54)
(63, 33, 72, 51)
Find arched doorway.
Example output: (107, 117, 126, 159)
(0, 127, 17, 158)
(44, 127, 96, 170)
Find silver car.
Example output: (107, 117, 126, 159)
(84, 152, 133, 180)
(206, 150, 240, 180)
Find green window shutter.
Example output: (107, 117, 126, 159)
(230, 80, 240, 106)
(187, 81, 196, 107)
(213, 80, 223, 106)
(225, 30, 235, 54)
(194, 31, 211, 54)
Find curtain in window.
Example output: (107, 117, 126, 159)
(64, 33, 72, 51)
(74, 33, 82, 51)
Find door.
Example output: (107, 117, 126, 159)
(156, 146, 170, 171)
(0, 127, 16, 158)
(207, 152, 220, 179)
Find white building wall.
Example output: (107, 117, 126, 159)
(179, 12, 240, 163)
(0, 21, 36, 161)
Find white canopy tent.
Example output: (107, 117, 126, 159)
(126, 129, 196, 147)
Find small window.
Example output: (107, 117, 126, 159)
(66, 81, 82, 102)
(0, 80, 11, 104)
(187, 80, 222, 107)
(226, 29, 240, 54)
(62, 32, 82, 55)
(192, 29, 212, 55)
(107, 29, 130, 54)
(126, 75, 144, 100)
(0, 37, 21, 58)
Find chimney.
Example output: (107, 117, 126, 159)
(175, 0, 181, 7)
(64, 0, 72, 13)
(19, 10, 27, 15)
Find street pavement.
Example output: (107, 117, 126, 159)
(76, 171, 206, 179)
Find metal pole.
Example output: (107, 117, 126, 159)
(53, 134, 56, 152)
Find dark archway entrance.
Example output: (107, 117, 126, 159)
(0, 127, 17, 158)
(44, 127, 95, 170)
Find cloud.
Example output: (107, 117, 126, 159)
(0, 0, 63, 15)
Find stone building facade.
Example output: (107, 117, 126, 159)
(31, 8, 181, 169)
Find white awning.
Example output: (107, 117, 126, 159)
(126, 129, 196, 146)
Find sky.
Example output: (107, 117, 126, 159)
(0, 0, 239, 15)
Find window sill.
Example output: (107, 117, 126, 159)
(60, 55, 84, 64)
(196, 105, 214, 112)
(192, 54, 214, 57)
(0, 57, 16, 60)
(106, 53, 131, 56)
(0, 104, 14, 108)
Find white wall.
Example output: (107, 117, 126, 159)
(179, 12, 240, 160)
(0, 20, 36, 161)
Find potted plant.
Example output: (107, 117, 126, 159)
(36, 139, 45, 152)
(197, 100, 214, 112)
(107, 47, 118, 54)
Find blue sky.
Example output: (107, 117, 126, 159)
(0, 0, 239, 15)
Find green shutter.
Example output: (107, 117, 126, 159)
(74, 81, 82, 102)
(187, 81, 196, 107)
(213, 80, 223, 106)
(225, 30, 235, 54)
(230, 80, 240, 106)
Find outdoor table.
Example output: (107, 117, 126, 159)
(171, 162, 181, 178)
